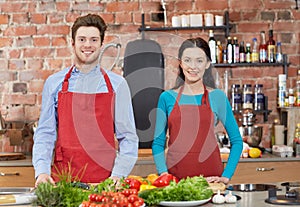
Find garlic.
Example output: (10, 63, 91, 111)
(225, 191, 237, 203)
(212, 190, 225, 204)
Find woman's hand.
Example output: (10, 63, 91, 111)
(35, 173, 55, 187)
(205, 176, 229, 184)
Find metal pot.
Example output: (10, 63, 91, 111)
(227, 184, 277, 192)
(239, 125, 263, 147)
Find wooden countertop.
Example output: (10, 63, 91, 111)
(1, 150, 300, 167)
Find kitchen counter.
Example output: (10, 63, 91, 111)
(3, 183, 300, 207)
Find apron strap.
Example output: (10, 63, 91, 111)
(175, 84, 209, 106)
(100, 68, 114, 93)
(62, 65, 75, 92)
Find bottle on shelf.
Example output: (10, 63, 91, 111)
(288, 88, 295, 107)
(271, 119, 279, 148)
(233, 37, 239, 63)
(296, 69, 300, 106)
(251, 38, 259, 63)
(267, 29, 276, 63)
(231, 84, 242, 111)
(276, 42, 283, 63)
(208, 30, 217, 64)
(222, 49, 227, 64)
(254, 84, 264, 110)
(259, 31, 268, 63)
(293, 123, 300, 157)
(227, 37, 233, 64)
(245, 43, 252, 63)
(242, 84, 253, 109)
(239, 41, 246, 63)
(216, 41, 223, 63)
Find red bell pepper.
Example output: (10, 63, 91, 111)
(152, 173, 179, 187)
(124, 178, 141, 191)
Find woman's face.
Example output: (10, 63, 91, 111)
(180, 47, 210, 84)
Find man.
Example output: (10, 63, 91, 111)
(32, 14, 138, 186)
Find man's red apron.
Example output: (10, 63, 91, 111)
(52, 66, 116, 183)
(167, 85, 223, 179)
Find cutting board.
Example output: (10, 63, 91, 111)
(0, 153, 26, 161)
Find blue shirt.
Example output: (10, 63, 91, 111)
(152, 89, 243, 179)
(32, 65, 139, 179)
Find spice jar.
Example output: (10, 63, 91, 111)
(254, 84, 264, 110)
(242, 84, 253, 109)
(231, 84, 242, 111)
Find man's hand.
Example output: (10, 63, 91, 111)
(205, 176, 229, 184)
(35, 173, 55, 187)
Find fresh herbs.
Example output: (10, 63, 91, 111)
(138, 175, 214, 206)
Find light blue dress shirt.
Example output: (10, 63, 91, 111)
(32, 65, 139, 179)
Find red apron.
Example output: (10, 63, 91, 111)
(52, 66, 116, 183)
(167, 85, 223, 179)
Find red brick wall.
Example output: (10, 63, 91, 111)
(0, 0, 299, 124)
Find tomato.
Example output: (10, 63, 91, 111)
(81, 201, 90, 207)
(88, 194, 97, 202)
(127, 203, 134, 207)
(127, 194, 139, 204)
(121, 189, 131, 197)
(152, 173, 179, 187)
(89, 203, 97, 207)
(124, 178, 141, 191)
(133, 200, 143, 207)
(101, 196, 110, 203)
(95, 195, 103, 202)
(129, 189, 138, 195)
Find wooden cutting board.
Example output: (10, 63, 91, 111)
(0, 153, 26, 161)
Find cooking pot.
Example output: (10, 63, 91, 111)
(239, 125, 263, 147)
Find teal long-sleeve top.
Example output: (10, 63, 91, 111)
(152, 88, 243, 179)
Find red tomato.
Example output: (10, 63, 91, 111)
(88, 194, 97, 202)
(127, 194, 139, 204)
(133, 200, 142, 207)
(80, 201, 90, 207)
(121, 189, 131, 197)
(127, 203, 134, 207)
(101, 196, 109, 203)
(124, 178, 141, 191)
(129, 189, 138, 195)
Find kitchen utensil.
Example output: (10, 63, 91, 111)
(227, 184, 277, 192)
(239, 125, 263, 147)
(98, 43, 121, 71)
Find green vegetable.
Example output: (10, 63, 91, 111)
(138, 175, 213, 206)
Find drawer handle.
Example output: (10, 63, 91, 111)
(256, 167, 274, 171)
(0, 172, 20, 176)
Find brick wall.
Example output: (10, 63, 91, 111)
(0, 0, 299, 125)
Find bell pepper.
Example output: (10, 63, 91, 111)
(152, 173, 179, 187)
(146, 173, 159, 184)
(124, 177, 141, 191)
(139, 184, 157, 192)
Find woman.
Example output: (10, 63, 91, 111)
(152, 37, 243, 184)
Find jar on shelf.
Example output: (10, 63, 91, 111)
(231, 84, 242, 111)
(242, 84, 253, 109)
(254, 84, 264, 110)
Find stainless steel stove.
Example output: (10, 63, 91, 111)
(265, 182, 300, 205)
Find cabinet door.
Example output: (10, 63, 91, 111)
(229, 161, 300, 184)
(0, 167, 35, 187)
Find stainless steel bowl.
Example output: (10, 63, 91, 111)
(239, 125, 263, 147)
(227, 184, 277, 192)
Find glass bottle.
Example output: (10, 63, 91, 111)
(216, 41, 223, 64)
(254, 84, 264, 110)
(239, 41, 246, 63)
(245, 43, 252, 63)
(293, 123, 300, 157)
(288, 88, 295, 107)
(259, 31, 268, 63)
(271, 119, 279, 148)
(267, 29, 276, 63)
(231, 84, 242, 111)
(296, 69, 300, 107)
(208, 30, 217, 64)
(227, 37, 233, 64)
(233, 37, 239, 63)
(276, 42, 283, 63)
(242, 84, 253, 109)
(251, 38, 259, 63)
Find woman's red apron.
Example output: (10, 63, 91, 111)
(52, 66, 116, 183)
(167, 85, 223, 179)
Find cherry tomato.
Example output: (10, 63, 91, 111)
(80, 201, 90, 207)
(127, 194, 139, 204)
(121, 189, 131, 197)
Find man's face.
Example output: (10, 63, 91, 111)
(72, 26, 102, 67)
